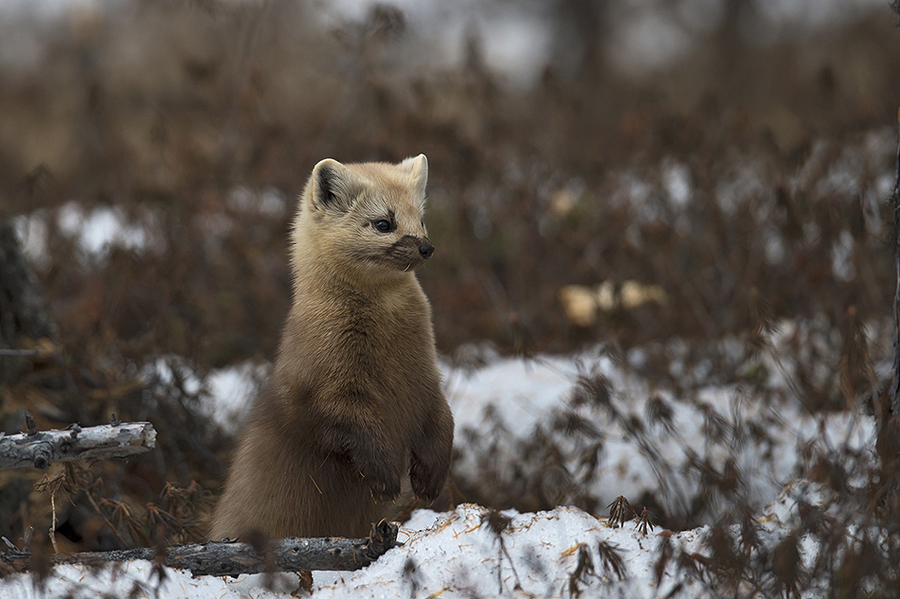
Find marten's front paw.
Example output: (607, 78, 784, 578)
(365, 473, 402, 502)
(357, 457, 402, 501)
(350, 438, 402, 501)
(410, 456, 448, 504)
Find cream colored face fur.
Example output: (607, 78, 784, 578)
(293, 154, 433, 282)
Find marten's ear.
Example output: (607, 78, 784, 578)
(399, 154, 428, 208)
(310, 159, 364, 214)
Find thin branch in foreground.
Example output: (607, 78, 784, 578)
(34, 473, 66, 553)
(0, 520, 399, 576)
(0, 348, 42, 357)
(0, 422, 157, 470)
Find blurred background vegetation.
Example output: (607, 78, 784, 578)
(1, 0, 899, 554)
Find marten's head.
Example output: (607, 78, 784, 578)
(294, 155, 434, 283)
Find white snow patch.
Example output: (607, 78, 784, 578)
(663, 159, 692, 210)
(206, 362, 266, 435)
(830, 229, 856, 282)
(226, 186, 288, 217)
(55, 201, 166, 265)
(0, 559, 296, 599)
(764, 226, 786, 264)
(312, 504, 708, 598)
(447, 350, 875, 520)
(142, 357, 264, 435)
(446, 354, 591, 439)
(12, 211, 50, 269)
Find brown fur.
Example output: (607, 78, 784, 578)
(210, 155, 454, 540)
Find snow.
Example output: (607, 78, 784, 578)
(29, 201, 168, 266)
(0, 560, 288, 599)
(0, 490, 856, 598)
(312, 504, 706, 598)
(0, 503, 744, 598)
(447, 348, 874, 523)
(142, 357, 266, 436)
(0, 344, 884, 597)
(12, 211, 50, 270)
(205, 364, 264, 436)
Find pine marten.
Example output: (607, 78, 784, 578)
(210, 155, 454, 540)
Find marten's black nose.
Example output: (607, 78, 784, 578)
(419, 244, 434, 260)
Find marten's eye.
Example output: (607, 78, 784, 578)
(373, 219, 395, 233)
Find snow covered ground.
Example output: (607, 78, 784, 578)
(0, 338, 885, 598)
(0, 486, 846, 599)
(447, 346, 876, 522)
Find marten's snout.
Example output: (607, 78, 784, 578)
(386, 235, 435, 270)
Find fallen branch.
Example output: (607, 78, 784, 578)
(0, 348, 42, 357)
(0, 421, 156, 470)
(0, 520, 399, 576)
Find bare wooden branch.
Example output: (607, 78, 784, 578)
(0, 422, 156, 470)
(0, 521, 399, 576)
(0, 348, 42, 357)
